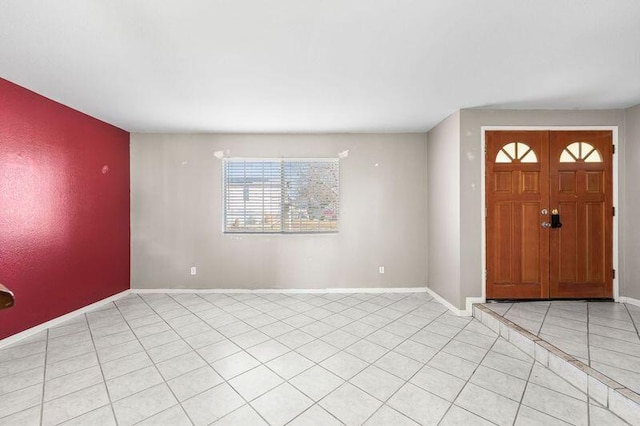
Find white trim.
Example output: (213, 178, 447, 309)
(482, 126, 620, 131)
(612, 127, 620, 301)
(466, 297, 485, 316)
(425, 288, 466, 316)
(481, 129, 488, 303)
(131, 287, 429, 295)
(480, 126, 619, 301)
(619, 296, 640, 308)
(224, 157, 339, 162)
(0, 290, 131, 349)
(137, 286, 479, 316)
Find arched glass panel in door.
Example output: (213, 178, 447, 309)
(495, 142, 538, 163)
(559, 142, 602, 163)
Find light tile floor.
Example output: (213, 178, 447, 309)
(0, 292, 630, 425)
(483, 301, 640, 395)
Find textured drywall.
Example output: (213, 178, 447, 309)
(0, 78, 130, 339)
(426, 112, 461, 308)
(130, 133, 427, 290)
(623, 104, 640, 300)
(459, 109, 626, 308)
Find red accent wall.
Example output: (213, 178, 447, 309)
(0, 78, 130, 339)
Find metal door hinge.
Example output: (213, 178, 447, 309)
(485, 207, 488, 218)
(613, 144, 616, 154)
(613, 269, 616, 279)
(613, 206, 616, 217)
(485, 270, 488, 280)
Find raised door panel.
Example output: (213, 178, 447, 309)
(585, 202, 605, 283)
(486, 131, 549, 299)
(549, 131, 612, 298)
(557, 201, 577, 283)
(491, 202, 514, 283)
(521, 202, 542, 283)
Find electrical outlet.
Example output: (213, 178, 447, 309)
(379, 266, 385, 274)
(190, 266, 197, 275)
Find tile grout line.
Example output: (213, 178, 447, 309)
(184, 291, 387, 425)
(137, 292, 279, 425)
(39, 328, 49, 426)
(278, 296, 402, 425)
(6, 293, 632, 426)
(195, 291, 432, 424)
(47, 318, 141, 383)
(514, 371, 590, 426)
(81, 297, 640, 426)
(586, 303, 592, 375)
(38, 347, 188, 422)
(363, 312, 503, 425)
(486, 304, 640, 363)
(42, 311, 121, 426)
(623, 303, 640, 343)
(271, 300, 578, 424)
(8, 294, 534, 425)
(434, 335, 507, 426)
(502, 304, 595, 424)
(85, 311, 121, 426)
(583, 330, 640, 348)
(510, 350, 537, 426)
(0, 297, 536, 424)
(537, 301, 553, 336)
(0, 302, 596, 422)
(477, 304, 640, 424)
(97, 304, 178, 386)
(208, 300, 534, 426)
(112, 296, 200, 426)
(493, 302, 640, 387)
(206, 292, 453, 425)
(502, 303, 515, 318)
(0, 365, 45, 396)
(283, 292, 451, 426)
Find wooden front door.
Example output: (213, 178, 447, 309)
(486, 130, 613, 300)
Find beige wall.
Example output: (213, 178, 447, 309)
(624, 105, 640, 299)
(130, 133, 428, 290)
(459, 109, 627, 308)
(130, 109, 639, 304)
(426, 111, 461, 307)
(426, 109, 629, 310)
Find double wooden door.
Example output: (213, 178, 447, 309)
(486, 130, 613, 299)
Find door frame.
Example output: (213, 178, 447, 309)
(480, 126, 619, 302)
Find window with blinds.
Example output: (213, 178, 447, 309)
(223, 158, 339, 233)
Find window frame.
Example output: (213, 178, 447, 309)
(222, 157, 340, 234)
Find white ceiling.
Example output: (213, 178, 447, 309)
(1, 0, 640, 133)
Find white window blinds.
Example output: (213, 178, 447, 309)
(223, 158, 339, 233)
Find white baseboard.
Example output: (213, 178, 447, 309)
(134, 286, 484, 316)
(466, 297, 486, 316)
(427, 288, 468, 317)
(619, 296, 640, 308)
(0, 289, 131, 349)
(424, 288, 484, 317)
(1, 285, 480, 349)
(425, 287, 463, 316)
(131, 287, 430, 295)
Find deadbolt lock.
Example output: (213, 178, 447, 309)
(551, 209, 562, 228)
(541, 209, 548, 215)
